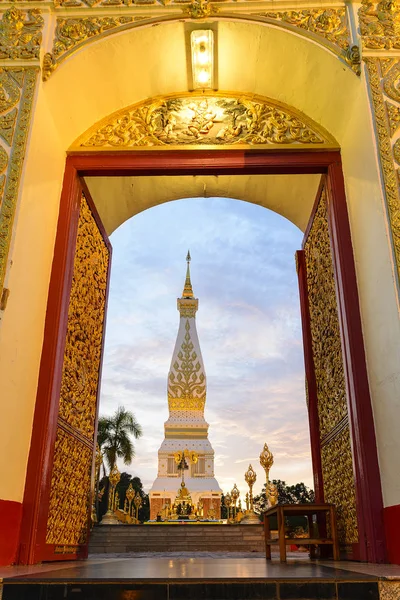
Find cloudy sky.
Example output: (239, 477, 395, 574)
(99, 196, 313, 499)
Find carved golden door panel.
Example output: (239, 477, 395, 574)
(301, 183, 358, 551)
(44, 191, 110, 559)
(20, 184, 112, 563)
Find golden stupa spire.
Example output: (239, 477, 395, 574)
(182, 250, 194, 298)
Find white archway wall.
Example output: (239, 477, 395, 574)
(0, 19, 399, 509)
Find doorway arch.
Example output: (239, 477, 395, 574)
(18, 145, 385, 566)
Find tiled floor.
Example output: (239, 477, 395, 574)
(1, 555, 399, 599)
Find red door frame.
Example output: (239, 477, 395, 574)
(19, 149, 385, 564)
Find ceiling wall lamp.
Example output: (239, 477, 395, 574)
(190, 29, 215, 91)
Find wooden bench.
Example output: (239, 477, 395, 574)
(263, 503, 339, 562)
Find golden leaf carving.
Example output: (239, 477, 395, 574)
(386, 101, 400, 135)
(168, 319, 206, 400)
(0, 7, 43, 60)
(75, 93, 335, 150)
(304, 186, 358, 544)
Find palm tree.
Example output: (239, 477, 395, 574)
(97, 406, 143, 474)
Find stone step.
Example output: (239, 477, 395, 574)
(89, 524, 265, 554)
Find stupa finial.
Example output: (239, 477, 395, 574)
(182, 250, 194, 298)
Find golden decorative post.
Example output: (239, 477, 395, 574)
(241, 464, 259, 524)
(224, 492, 233, 523)
(134, 491, 143, 523)
(260, 443, 278, 507)
(91, 444, 103, 526)
(101, 463, 121, 525)
(231, 484, 240, 520)
(125, 482, 135, 517)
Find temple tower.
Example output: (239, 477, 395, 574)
(149, 253, 222, 520)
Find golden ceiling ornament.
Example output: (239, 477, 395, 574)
(364, 57, 400, 289)
(72, 92, 337, 151)
(0, 7, 43, 60)
(359, 0, 400, 50)
(0, 67, 38, 296)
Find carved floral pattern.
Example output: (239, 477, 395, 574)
(321, 424, 359, 544)
(77, 94, 332, 149)
(359, 0, 400, 50)
(304, 188, 348, 438)
(0, 8, 43, 60)
(364, 58, 400, 287)
(379, 581, 400, 599)
(168, 320, 206, 400)
(46, 194, 110, 546)
(0, 67, 38, 295)
(304, 185, 358, 544)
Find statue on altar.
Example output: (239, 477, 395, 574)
(172, 481, 195, 519)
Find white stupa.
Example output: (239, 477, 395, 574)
(149, 252, 222, 519)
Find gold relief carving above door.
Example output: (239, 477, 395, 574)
(72, 93, 337, 151)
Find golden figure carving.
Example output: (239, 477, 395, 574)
(169, 320, 206, 400)
(0, 67, 38, 303)
(0, 8, 43, 60)
(46, 193, 111, 544)
(74, 93, 336, 150)
(58, 195, 110, 438)
(359, 0, 400, 50)
(364, 58, 400, 289)
(183, 0, 216, 18)
(304, 186, 358, 544)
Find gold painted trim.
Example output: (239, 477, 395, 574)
(70, 91, 339, 151)
(42, 10, 359, 81)
(0, 67, 39, 295)
(364, 57, 400, 291)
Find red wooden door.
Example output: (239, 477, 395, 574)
(19, 171, 111, 564)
